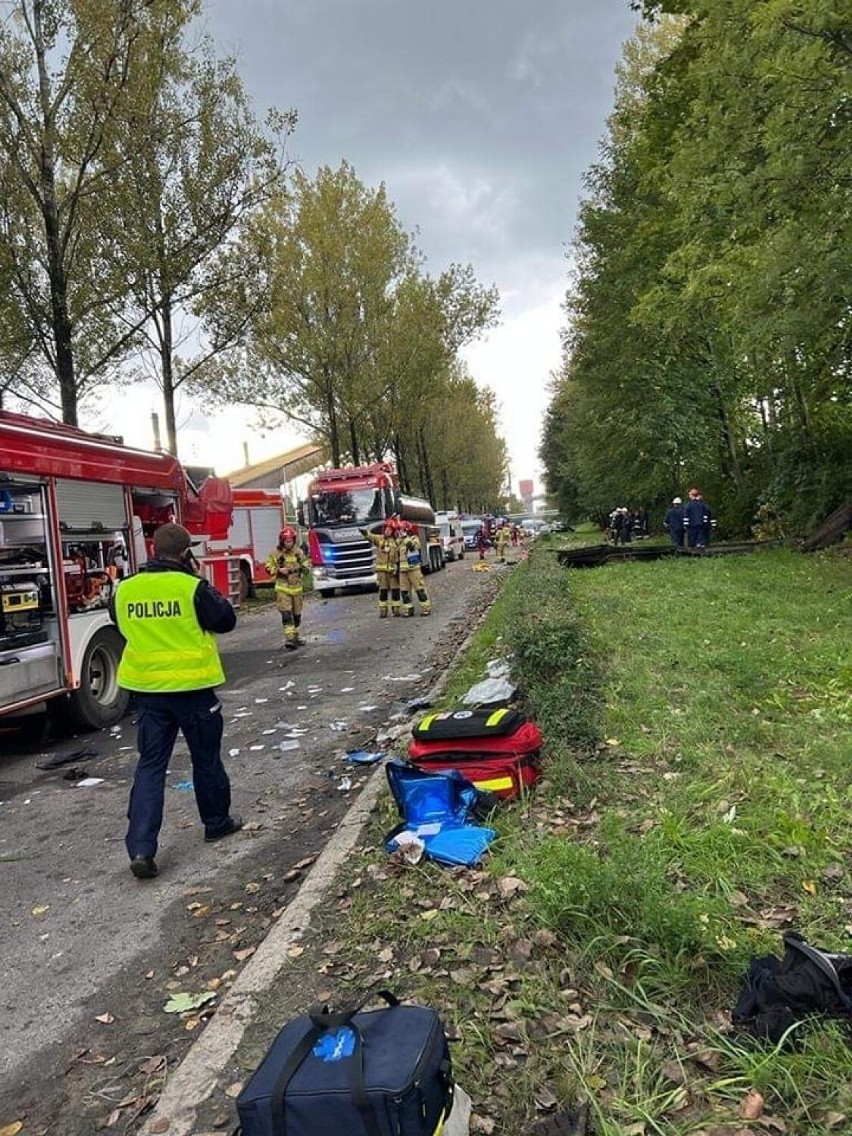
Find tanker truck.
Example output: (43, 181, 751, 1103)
(299, 462, 444, 595)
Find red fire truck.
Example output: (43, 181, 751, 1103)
(220, 487, 288, 600)
(299, 462, 444, 595)
(0, 410, 245, 729)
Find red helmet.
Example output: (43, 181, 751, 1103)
(404, 521, 417, 536)
(279, 526, 297, 545)
(382, 518, 398, 537)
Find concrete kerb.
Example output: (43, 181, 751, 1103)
(140, 583, 502, 1135)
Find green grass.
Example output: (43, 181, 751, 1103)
(316, 544, 852, 1135)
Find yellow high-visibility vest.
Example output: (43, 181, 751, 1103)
(115, 571, 225, 691)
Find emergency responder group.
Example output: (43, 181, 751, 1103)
(360, 517, 432, 617)
(664, 488, 716, 549)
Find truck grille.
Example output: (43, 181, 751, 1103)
(323, 538, 375, 581)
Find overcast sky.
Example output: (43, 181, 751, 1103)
(93, 0, 639, 496)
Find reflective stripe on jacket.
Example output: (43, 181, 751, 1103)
(265, 548, 306, 595)
(115, 571, 225, 691)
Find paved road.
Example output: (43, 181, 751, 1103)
(0, 556, 503, 1132)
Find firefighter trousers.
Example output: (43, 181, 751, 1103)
(399, 566, 431, 615)
(276, 588, 304, 642)
(375, 569, 400, 616)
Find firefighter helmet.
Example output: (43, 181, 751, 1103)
(279, 526, 297, 545)
(403, 521, 417, 536)
(382, 518, 398, 537)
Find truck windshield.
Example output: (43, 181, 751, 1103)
(310, 488, 387, 527)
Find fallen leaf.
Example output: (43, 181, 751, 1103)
(31, 904, 50, 917)
(148, 1120, 170, 1134)
(739, 1091, 764, 1120)
(224, 1082, 244, 1099)
(0, 1123, 24, 1136)
(244, 882, 261, 894)
(233, 946, 256, 962)
(286, 946, 305, 958)
(105, 1108, 122, 1127)
(139, 1055, 166, 1075)
(163, 991, 217, 1014)
(95, 1012, 115, 1025)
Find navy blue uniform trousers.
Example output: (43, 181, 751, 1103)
(125, 689, 232, 859)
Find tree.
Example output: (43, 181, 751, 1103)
(98, 33, 294, 454)
(0, 0, 201, 424)
(199, 163, 414, 465)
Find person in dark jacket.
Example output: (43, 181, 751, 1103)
(664, 497, 685, 547)
(684, 488, 711, 549)
(110, 523, 242, 880)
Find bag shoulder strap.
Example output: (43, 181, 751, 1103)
(784, 935, 852, 1011)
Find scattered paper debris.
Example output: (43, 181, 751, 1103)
(75, 777, 105, 788)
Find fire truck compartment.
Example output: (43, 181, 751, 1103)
(0, 641, 62, 707)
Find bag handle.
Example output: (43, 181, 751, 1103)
(308, 988, 399, 1030)
(271, 990, 399, 1136)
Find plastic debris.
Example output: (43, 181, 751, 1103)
(404, 697, 432, 714)
(275, 740, 301, 753)
(486, 659, 511, 679)
(462, 677, 517, 707)
(358, 704, 378, 713)
(254, 698, 269, 704)
(345, 750, 386, 766)
(382, 674, 422, 683)
(278, 681, 295, 691)
(387, 829, 426, 864)
(228, 749, 240, 757)
(75, 777, 105, 788)
(337, 776, 353, 792)
(249, 745, 265, 752)
(328, 721, 347, 732)
(172, 780, 194, 791)
(261, 729, 277, 735)
(340, 686, 355, 693)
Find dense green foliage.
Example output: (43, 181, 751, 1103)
(198, 163, 506, 509)
(543, 7, 852, 537)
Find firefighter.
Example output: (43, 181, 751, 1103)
(360, 517, 402, 617)
(265, 526, 308, 648)
(397, 521, 432, 616)
(495, 522, 509, 563)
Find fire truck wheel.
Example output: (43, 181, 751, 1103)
(238, 563, 253, 604)
(69, 627, 130, 730)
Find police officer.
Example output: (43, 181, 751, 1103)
(111, 523, 241, 880)
(265, 526, 308, 649)
(360, 518, 402, 616)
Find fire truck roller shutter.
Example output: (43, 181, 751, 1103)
(67, 625, 129, 729)
(55, 480, 127, 532)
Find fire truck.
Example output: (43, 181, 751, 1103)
(0, 410, 246, 729)
(222, 487, 288, 600)
(299, 462, 444, 595)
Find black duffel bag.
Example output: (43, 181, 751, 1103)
(236, 990, 454, 1136)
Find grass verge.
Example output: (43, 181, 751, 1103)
(308, 543, 852, 1136)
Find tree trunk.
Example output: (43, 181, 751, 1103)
(417, 424, 435, 504)
(34, 0, 76, 424)
(348, 417, 360, 465)
(325, 371, 340, 465)
(160, 300, 177, 455)
(710, 381, 744, 488)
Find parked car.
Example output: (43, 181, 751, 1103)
(436, 516, 465, 560)
(461, 519, 484, 551)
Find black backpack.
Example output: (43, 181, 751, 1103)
(732, 932, 852, 1044)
